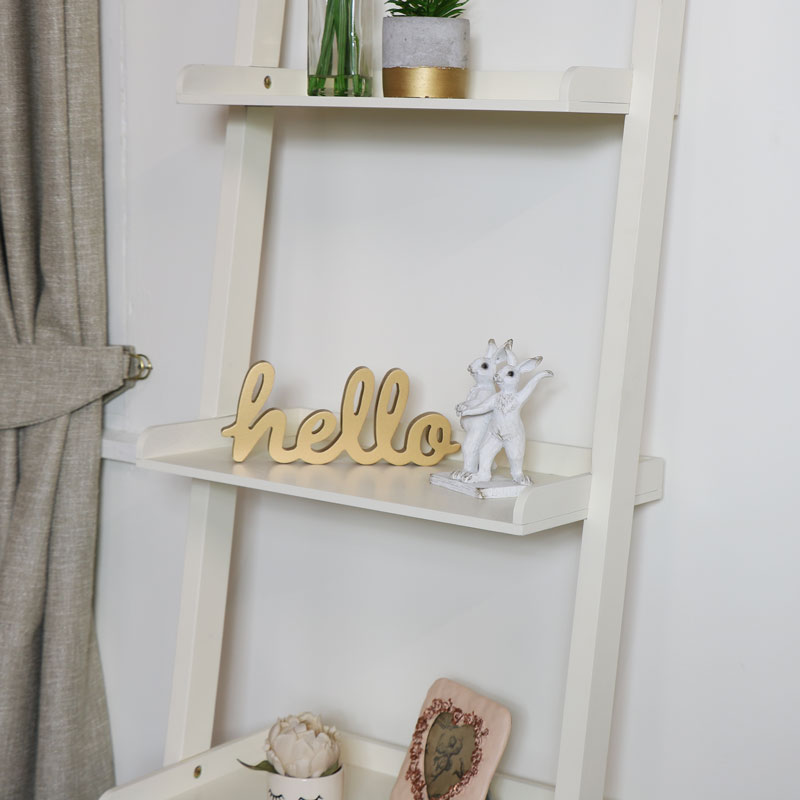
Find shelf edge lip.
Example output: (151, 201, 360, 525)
(176, 65, 632, 114)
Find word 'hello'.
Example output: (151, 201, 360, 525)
(222, 361, 461, 466)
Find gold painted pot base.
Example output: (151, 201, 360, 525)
(382, 67, 468, 99)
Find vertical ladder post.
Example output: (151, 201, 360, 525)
(554, 0, 686, 797)
(163, 0, 287, 764)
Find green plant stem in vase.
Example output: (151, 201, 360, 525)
(308, 0, 371, 96)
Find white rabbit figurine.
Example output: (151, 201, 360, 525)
(460, 346, 553, 485)
(451, 338, 512, 481)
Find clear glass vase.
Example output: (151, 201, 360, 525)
(308, 0, 372, 97)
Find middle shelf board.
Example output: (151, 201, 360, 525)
(177, 65, 633, 114)
(137, 415, 663, 537)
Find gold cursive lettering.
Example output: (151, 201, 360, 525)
(222, 361, 460, 467)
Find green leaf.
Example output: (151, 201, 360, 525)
(321, 763, 342, 777)
(237, 759, 279, 773)
(386, 0, 468, 17)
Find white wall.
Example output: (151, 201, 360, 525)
(96, 1, 800, 797)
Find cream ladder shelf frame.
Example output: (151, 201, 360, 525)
(128, 0, 686, 798)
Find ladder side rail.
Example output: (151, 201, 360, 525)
(163, 0, 287, 765)
(554, 0, 686, 797)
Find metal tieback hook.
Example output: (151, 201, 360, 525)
(127, 352, 152, 381)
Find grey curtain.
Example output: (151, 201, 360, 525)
(0, 1, 135, 797)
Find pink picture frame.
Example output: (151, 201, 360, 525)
(390, 678, 512, 800)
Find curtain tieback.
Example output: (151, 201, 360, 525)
(0, 345, 151, 429)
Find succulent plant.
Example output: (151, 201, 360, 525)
(385, 0, 469, 18)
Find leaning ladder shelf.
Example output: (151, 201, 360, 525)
(105, 1, 686, 799)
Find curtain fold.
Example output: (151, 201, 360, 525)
(1, 1, 129, 797)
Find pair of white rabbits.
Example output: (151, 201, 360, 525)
(452, 339, 553, 486)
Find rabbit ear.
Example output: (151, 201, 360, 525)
(484, 338, 498, 358)
(519, 356, 544, 374)
(492, 338, 512, 365)
(505, 346, 519, 367)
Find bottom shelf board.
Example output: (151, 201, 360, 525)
(137, 415, 664, 536)
(101, 730, 556, 800)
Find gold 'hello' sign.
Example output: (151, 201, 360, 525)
(222, 361, 460, 466)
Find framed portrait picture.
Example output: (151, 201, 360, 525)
(390, 678, 512, 800)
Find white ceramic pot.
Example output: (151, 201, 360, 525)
(382, 16, 470, 98)
(267, 767, 344, 800)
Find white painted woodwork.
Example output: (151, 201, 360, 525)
(163, 0, 287, 765)
(177, 65, 632, 113)
(102, 730, 556, 800)
(162, 481, 236, 762)
(554, 1, 687, 798)
(101, 429, 138, 464)
(137, 0, 685, 792)
(136, 415, 663, 536)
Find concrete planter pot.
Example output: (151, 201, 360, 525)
(382, 16, 469, 98)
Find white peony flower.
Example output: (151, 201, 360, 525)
(264, 713, 340, 778)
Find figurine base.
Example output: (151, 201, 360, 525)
(429, 471, 532, 499)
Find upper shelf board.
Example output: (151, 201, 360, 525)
(177, 65, 632, 114)
(136, 414, 663, 537)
